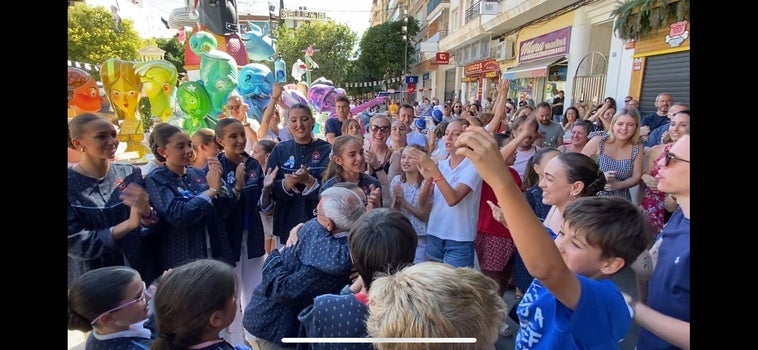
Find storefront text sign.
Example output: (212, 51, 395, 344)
(464, 59, 500, 76)
(435, 52, 450, 64)
(519, 27, 571, 63)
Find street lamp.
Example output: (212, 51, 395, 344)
(402, 11, 408, 103)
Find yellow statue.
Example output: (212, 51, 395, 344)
(100, 59, 150, 160)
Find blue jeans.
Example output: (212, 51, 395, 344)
(426, 235, 475, 268)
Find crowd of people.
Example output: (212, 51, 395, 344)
(68, 84, 690, 349)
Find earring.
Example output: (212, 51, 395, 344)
(570, 192, 578, 200)
(79, 147, 85, 153)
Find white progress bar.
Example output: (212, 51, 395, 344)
(282, 338, 477, 344)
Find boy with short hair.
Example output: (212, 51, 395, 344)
(455, 126, 652, 349)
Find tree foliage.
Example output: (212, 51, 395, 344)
(68, 3, 142, 79)
(156, 37, 187, 75)
(611, 0, 689, 41)
(274, 21, 357, 86)
(351, 16, 419, 95)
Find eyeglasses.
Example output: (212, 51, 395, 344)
(664, 150, 690, 166)
(312, 208, 319, 217)
(228, 105, 241, 111)
(90, 282, 147, 325)
(370, 125, 391, 133)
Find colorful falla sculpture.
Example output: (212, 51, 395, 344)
(134, 60, 178, 122)
(68, 67, 101, 118)
(100, 59, 150, 160)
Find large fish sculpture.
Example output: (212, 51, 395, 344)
(240, 21, 276, 62)
(237, 63, 274, 122)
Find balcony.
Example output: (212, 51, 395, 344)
(427, 0, 450, 22)
(465, 1, 481, 24)
(480, 0, 583, 36)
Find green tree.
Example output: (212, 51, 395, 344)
(68, 3, 142, 79)
(275, 20, 357, 86)
(611, 0, 689, 41)
(156, 37, 187, 75)
(352, 16, 419, 95)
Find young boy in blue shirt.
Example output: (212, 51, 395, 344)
(455, 125, 651, 349)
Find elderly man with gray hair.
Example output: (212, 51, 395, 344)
(243, 186, 366, 350)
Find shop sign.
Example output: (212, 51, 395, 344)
(435, 52, 450, 64)
(280, 9, 327, 20)
(633, 57, 643, 71)
(519, 27, 571, 63)
(405, 76, 418, 84)
(665, 21, 689, 47)
(464, 59, 499, 75)
(484, 71, 498, 78)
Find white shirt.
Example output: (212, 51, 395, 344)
(427, 157, 482, 242)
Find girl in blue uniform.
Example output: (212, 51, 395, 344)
(320, 134, 382, 207)
(213, 118, 266, 346)
(68, 113, 159, 288)
(150, 259, 239, 350)
(144, 123, 236, 271)
(262, 103, 332, 248)
(68, 266, 152, 350)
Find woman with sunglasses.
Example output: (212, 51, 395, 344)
(364, 114, 400, 207)
(639, 110, 689, 235)
(68, 266, 152, 349)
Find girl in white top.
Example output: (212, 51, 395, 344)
(390, 144, 434, 263)
(409, 119, 482, 268)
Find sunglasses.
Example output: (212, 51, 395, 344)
(519, 102, 527, 106)
(370, 125, 391, 133)
(664, 150, 689, 166)
(90, 282, 147, 325)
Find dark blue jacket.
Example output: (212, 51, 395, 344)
(243, 218, 352, 346)
(266, 139, 332, 244)
(144, 166, 236, 270)
(218, 153, 266, 260)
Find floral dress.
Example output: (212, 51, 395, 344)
(640, 143, 673, 235)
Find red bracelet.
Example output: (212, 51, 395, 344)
(432, 176, 444, 184)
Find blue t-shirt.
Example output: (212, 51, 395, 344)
(637, 209, 690, 350)
(324, 117, 344, 137)
(515, 275, 631, 349)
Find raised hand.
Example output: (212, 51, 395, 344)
(206, 156, 223, 191)
(366, 184, 382, 210)
(285, 222, 304, 247)
(235, 162, 246, 189)
(453, 126, 510, 186)
(119, 182, 151, 216)
(392, 182, 403, 209)
(263, 166, 280, 189)
(486, 200, 508, 228)
(407, 147, 437, 180)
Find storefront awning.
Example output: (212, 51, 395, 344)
(502, 56, 566, 80)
